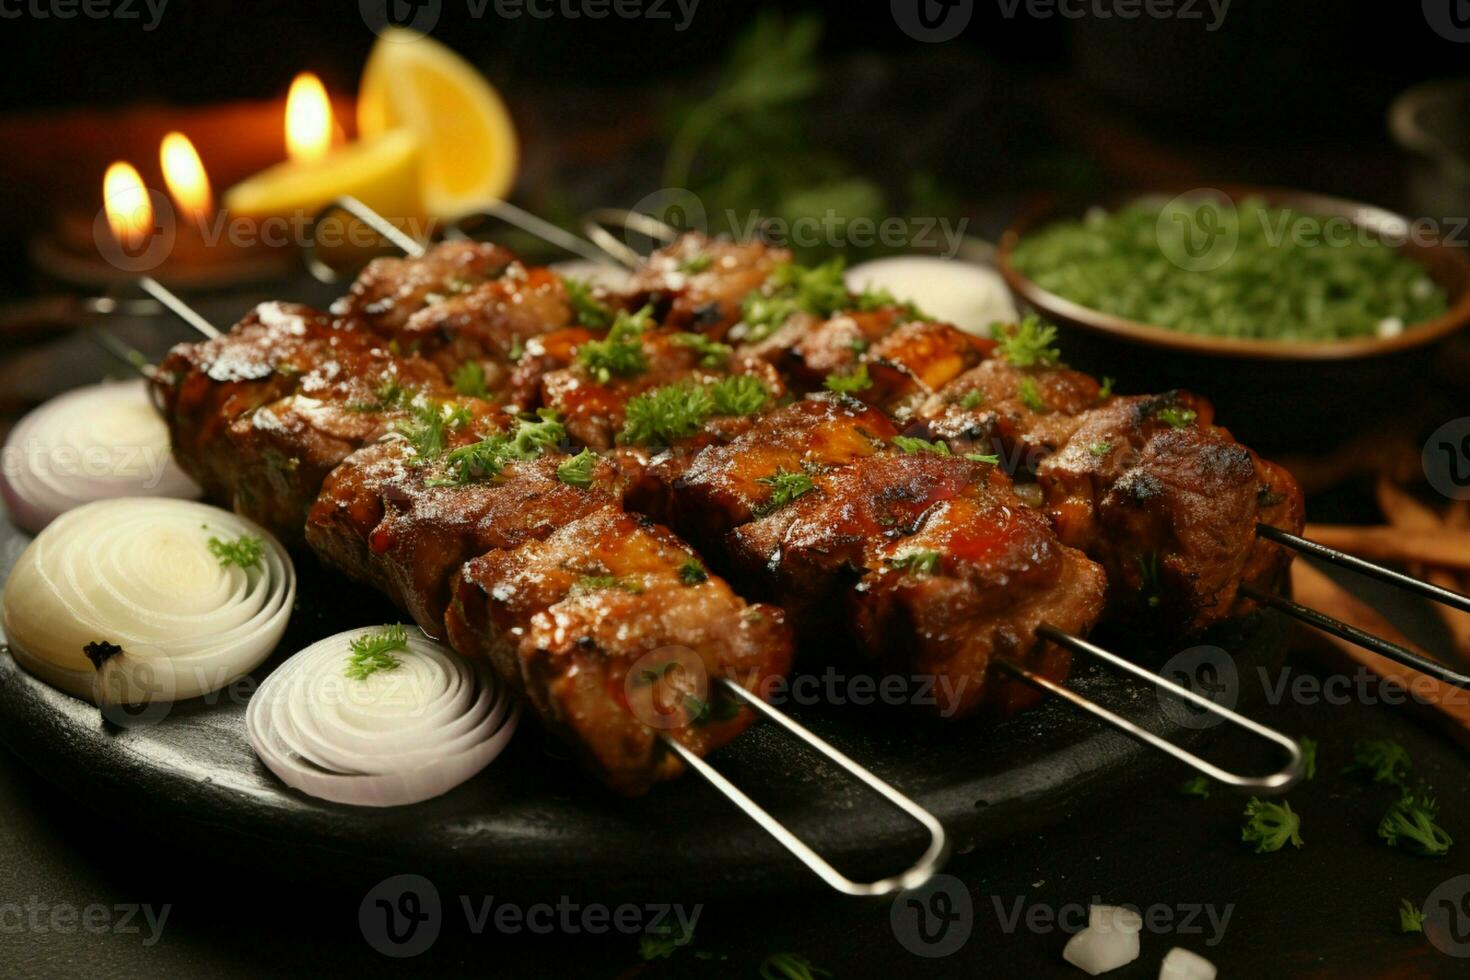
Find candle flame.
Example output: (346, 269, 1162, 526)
(159, 131, 213, 222)
(103, 161, 152, 249)
(286, 72, 333, 164)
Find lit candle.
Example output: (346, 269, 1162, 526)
(222, 72, 422, 229)
(103, 162, 152, 250)
(159, 132, 214, 225)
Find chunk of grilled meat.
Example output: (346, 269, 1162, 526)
(664, 395, 1106, 717)
(154, 302, 391, 510)
(307, 421, 619, 635)
(331, 240, 515, 336)
(627, 233, 792, 335)
(447, 505, 793, 794)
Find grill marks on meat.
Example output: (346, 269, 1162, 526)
(446, 506, 792, 793)
(627, 233, 791, 335)
(666, 396, 1106, 717)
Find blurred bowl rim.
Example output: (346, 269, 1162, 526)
(995, 184, 1470, 361)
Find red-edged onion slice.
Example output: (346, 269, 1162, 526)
(0, 379, 200, 534)
(246, 627, 519, 807)
(2, 498, 294, 704)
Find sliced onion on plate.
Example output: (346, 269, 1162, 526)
(0, 379, 201, 534)
(2, 498, 294, 704)
(246, 626, 519, 807)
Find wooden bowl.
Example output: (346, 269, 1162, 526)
(995, 186, 1470, 450)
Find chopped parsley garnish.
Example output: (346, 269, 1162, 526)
(396, 401, 467, 460)
(1344, 739, 1411, 785)
(1299, 736, 1317, 780)
(1098, 376, 1115, 399)
(1241, 798, 1303, 853)
(639, 921, 694, 960)
(434, 412, 566, 485)
(823, 363, 872, 394)
(847, 337, 870, 354)
(991, 316, 1061, 367)
(671, 332, 733, 367)
(679, 559, 708, 585)
(756, 467, 815, 514)
(1088, 441, 1113, 457)
(1379, 789, 1452, 856)
(855, 285, 926, 320)
(959, 390, 984, 410)
(759, 952, 831, 980)
(571, 574, 644, 596)
(508, 336, 525, 362)
(1156, 406, 1198, 429)
(887, 550, 940, 575)
(347, 376, 414, 413)
(740, 259, 850, 341)
(1178, 776, 1211, 799)
(555, 449, 599, 489)
(1400, 900, 1424, 934)
(451, 361, 489, 398)
(1017, 377, 1048, 413)
(679, 253, 713, 274)
(207, 534, 264, 569)
(710, 375, 771, 416)
(562, 277, 612, 330)
(345, 624, 409, 680)
(620, 377, 770, 447)
(893, 435, 950, 456)
(578, 305, 653, 382)
(965, 452, 1000, 464)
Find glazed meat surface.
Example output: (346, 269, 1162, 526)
(627, 233, 791, 335)
(331, 240, 515, 336)
(446, 505, 793, 793)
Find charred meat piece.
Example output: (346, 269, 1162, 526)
(668, 395, 1106, 717)
(1034, 393, 1304, 634)
(308, 420, 620, 636)
(626, 233, 791, 335)
(445, 505, 794, 794)
(331, 240, 515, 336)
(154, 302, 390, 507)
(916, 357, 1107, 469)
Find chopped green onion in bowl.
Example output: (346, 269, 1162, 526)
(1009, 197, 1448, 342)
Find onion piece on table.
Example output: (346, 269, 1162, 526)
(845, 255, 1018, 337)
(1062, 905, 1143, 975)
(0, 379, 200, 533)
(246, 626, 519, 807)
(2, 498, 293, 704)
(1159, 947, 1216, 980)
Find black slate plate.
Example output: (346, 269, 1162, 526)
(0, 515, 1290, 900)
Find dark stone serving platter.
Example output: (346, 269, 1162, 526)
(0, 514, 1290, 900)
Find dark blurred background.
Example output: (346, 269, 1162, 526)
(0, 1, 1464, 283)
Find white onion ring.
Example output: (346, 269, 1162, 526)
(0, 379, 201, 534)
(2, 498, 294, 704)
(246, 627, 519, 807)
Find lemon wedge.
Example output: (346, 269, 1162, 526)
(358, 28, 520, 220)
(222, 128, 422, 221)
